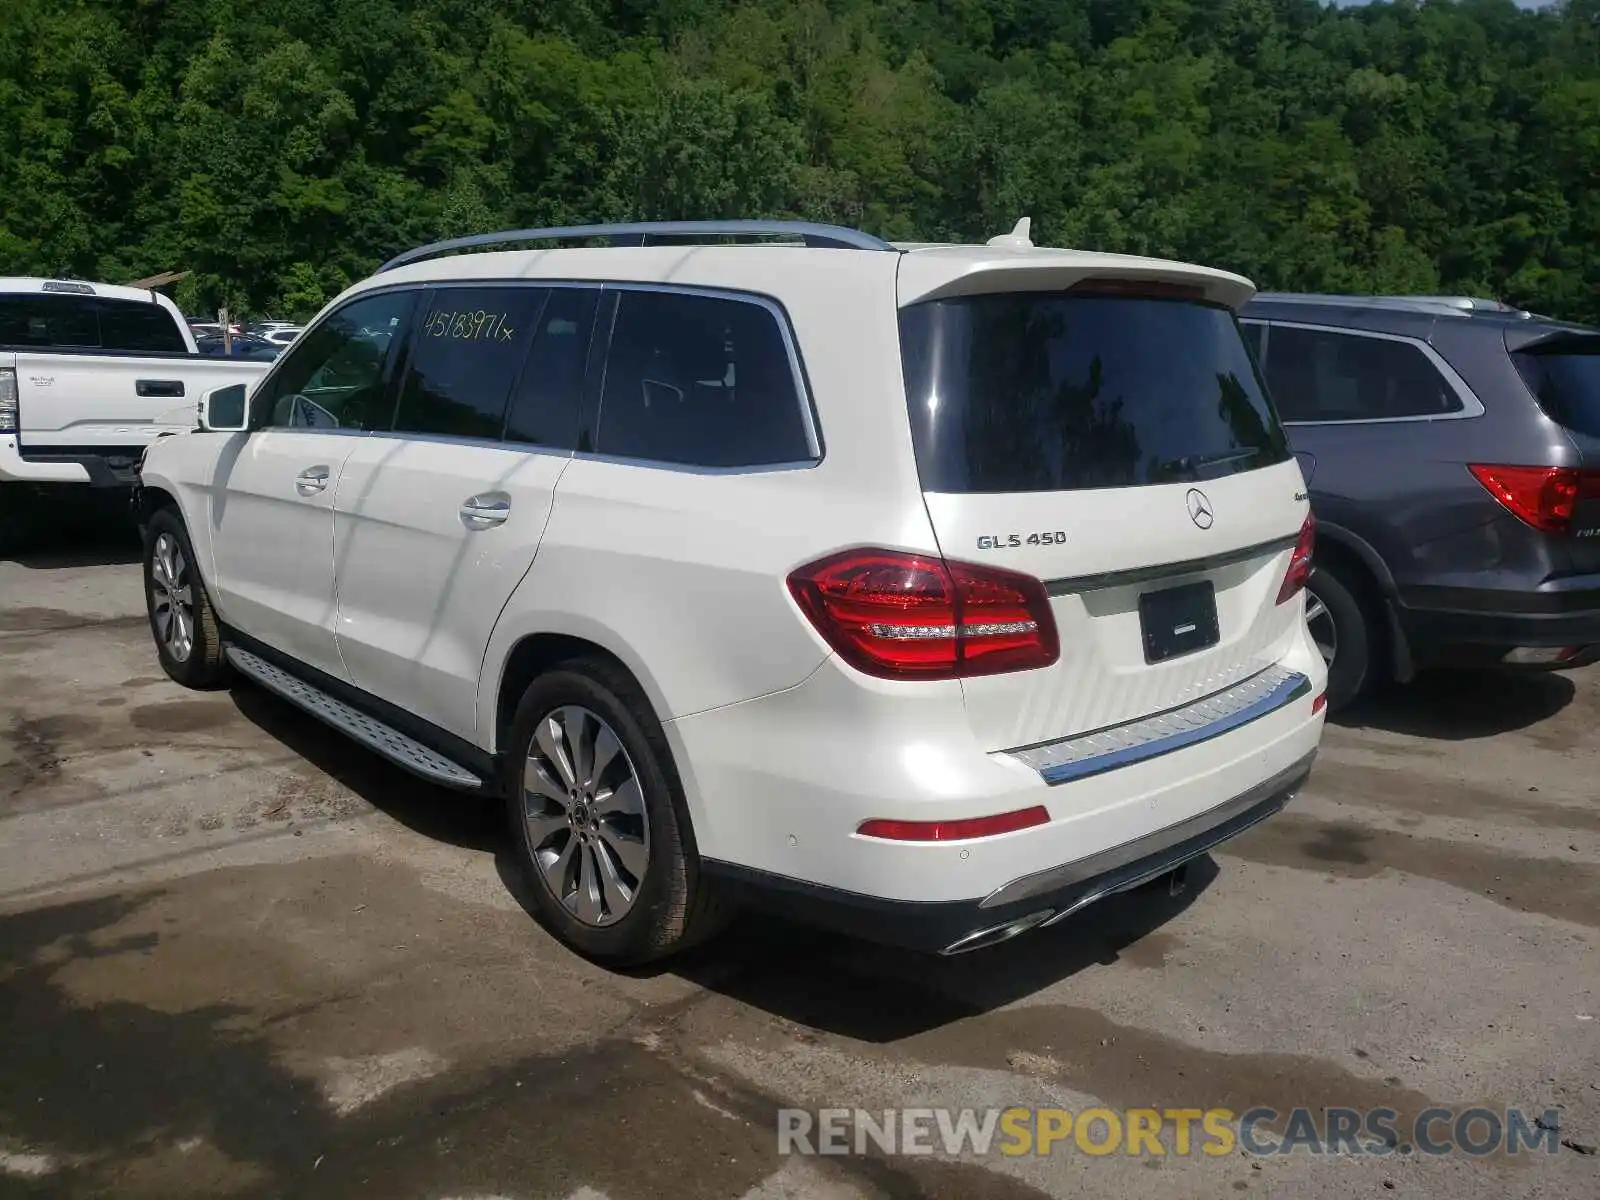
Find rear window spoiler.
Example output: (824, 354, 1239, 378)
(1504, 325, 1600, 354)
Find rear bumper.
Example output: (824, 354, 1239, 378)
(1399, 580, 1600, 662)
(0, 437, 140, 487)
(669, 623, 1327, 949)
(1, 435, 90, 484)
(705, 753, 1314, 953)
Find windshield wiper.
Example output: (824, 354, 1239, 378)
(1159, 449, 1260, 478)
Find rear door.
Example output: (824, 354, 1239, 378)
(331, 284, 598, 740)
(897, 285, 1309, 751)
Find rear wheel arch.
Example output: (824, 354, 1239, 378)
(494, 632, 667, 758)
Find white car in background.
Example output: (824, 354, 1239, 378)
(133, 219, 1326, 965)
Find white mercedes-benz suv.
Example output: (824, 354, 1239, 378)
(135, 219, 1326, 964)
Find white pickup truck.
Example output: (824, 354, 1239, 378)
(1, 278, 270, 491)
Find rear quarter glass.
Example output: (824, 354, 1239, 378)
(898, 293, 1289, 494)
(1514, 336, 1600, 439)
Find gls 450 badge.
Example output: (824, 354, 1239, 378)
(977, 531, 1066, 550)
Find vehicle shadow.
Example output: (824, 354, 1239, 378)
(227, 682, 505, 853)
(2, 488, 141, 567)
(1333, 667, 1576, 740)
(229, 677, 1217, 1043)
(496, 848, 1218, 1043)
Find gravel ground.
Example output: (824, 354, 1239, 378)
(1, 527, 1597, 1199)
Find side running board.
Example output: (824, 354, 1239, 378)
(224, 645, 485, 791)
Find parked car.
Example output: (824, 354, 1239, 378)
(261, 326, 301, 346)
(1240, 293, 1600, 709)
(195, 333, 282, 360)
(134, 219, 1325, 964)
(0, 278, 270, 498)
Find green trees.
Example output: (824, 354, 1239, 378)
(0, 0, 1595, 323)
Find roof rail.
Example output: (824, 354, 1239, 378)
(1252, 292, 1529, 318)
(378, 220, 895, 273)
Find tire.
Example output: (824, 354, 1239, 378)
(143, 506, 228, 688)
(1305, 564, 1374, 712)
(504, 658, 733, 965)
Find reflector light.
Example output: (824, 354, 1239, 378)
(857, 806, 1051, 842)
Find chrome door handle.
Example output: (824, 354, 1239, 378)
(459, 493, 511, 529)
(295, 465, 330, 496)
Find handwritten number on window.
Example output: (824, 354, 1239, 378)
(424, 309, 517, 343)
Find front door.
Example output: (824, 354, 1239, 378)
(210, 289, 414, 678)
(332, 285, 598, 739)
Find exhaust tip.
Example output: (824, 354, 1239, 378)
(939, 909, 1055, 955)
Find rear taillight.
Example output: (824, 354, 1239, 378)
(1469, 464, 1600, 534)
(786, 548, 1060, 680)
(0, 369, 17, 433)
(1276, 513, 1315, 605)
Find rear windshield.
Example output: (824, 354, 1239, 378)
(1514, 338, 1600, 439)
(0, 293, 186, 353)
(898, 293, 1289, 493)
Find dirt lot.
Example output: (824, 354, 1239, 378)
(2, 529, 1598, 1199)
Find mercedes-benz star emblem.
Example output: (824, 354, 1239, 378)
(1186, 488, 1214, 530)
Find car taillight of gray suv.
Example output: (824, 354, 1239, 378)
(1241, 293, 1600, 709)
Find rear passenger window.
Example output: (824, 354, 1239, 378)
(504, 287, 599, 449)
(596, 290, 812, 468)
(1264, 326, 1462, 422)
(97, 300, 187, 352)
(0, 294, 183, 352)
(392, 288, 546, 439)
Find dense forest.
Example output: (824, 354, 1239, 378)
(1, 0, 1597, 323)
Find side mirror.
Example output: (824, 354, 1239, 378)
(199, 383, 249, 432)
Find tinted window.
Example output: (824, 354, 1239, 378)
(257, 291, 413, 430)
(0, 294, 182, 351)
(597, 290, 811, 468)
(392, 287, 547, 439)
(1514, 338, 1600, 438)
(1241, 321, 1264, 362)
(98, 300, 187, 352)
(1263, 325, 1461, 422)
(899, 294, 1288, 493)
(505, 287, 599, 448)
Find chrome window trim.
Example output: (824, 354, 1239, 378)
(593, 281, 823, 466)
(1242, 317, 1486, 425)
(1004, 663, 1311, 786)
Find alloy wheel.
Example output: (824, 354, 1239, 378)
(521, 705, 650, 927)
(150, 532, 195, 663)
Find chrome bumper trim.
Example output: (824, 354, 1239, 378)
(1007, 664, 1310, 786)
(980, 752, 1315, 910)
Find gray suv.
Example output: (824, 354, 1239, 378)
(1240, 293, 1600, 709)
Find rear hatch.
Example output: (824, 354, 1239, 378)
(897, 273, 1309, 751)
(1507, 327, 1600, 571)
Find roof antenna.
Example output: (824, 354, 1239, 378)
(987, 217, 1033, 249)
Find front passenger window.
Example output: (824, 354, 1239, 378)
(255, 291, 414, 430)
